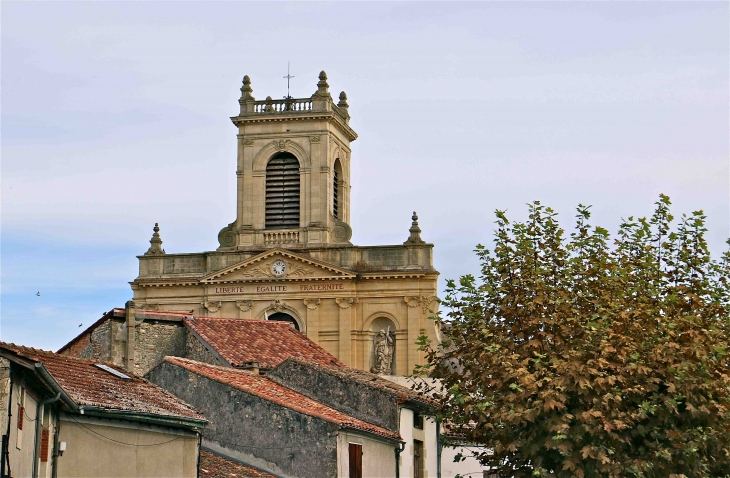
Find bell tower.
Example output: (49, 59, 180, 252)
(217, 71, 358, 250)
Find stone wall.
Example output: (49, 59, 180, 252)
(148, 361, 340, 478)
(61, 319, 112, 361)
(133, 321, 185, 376)
(185, 332, 222, 367)
(267, 359, 399, 432)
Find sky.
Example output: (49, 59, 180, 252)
(2, 1, 728, 350)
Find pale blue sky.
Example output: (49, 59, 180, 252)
(2, 2, 728, 350)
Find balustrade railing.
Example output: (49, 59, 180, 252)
(263, 230, 300, 245)
(252, 98, 312, 114)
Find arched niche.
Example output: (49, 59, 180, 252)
(368, 315, 398, 375)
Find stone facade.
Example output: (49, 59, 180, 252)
(131, 72, 440, 376)
(59, 309, 188, 377)
(133, 321, 186, 376)
(148, 360, 387, 478)
(267, 358, 400, 432)
(185, 332, 222, 366)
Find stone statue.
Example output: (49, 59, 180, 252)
(371, 327, 395, 375)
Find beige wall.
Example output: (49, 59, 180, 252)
(133, 274, 439, 376)
(56, 415, 199, 478)
(336, 431, 396, 478)
(7, 380, 41, 478)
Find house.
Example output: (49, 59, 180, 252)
(0, 342, 207, 478)
(61, 307, 488, 476)
(148, 357, 401, 478)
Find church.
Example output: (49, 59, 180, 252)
(131, 71, 440, 376)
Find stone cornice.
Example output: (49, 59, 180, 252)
(230, 113, 357, 142)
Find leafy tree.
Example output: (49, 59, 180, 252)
(417, 196, 730, 477)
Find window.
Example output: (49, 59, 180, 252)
(413, 440, 424, 478)
(348, 443, 362, 478)
(333, 159, 342, 219)
(267, 312, 300, 331)
(265, 153, 300, 229)
(413, 411, 423, 429)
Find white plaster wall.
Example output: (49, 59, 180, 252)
(440, 445, 491, 478)
(337, 431, 395, 478)
(399, 408, 415, 477)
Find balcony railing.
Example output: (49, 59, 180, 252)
(263, 230, 300, 245)
(252, 98, 313, 114)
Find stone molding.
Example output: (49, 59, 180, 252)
(202, 301, 222, 313)
(421, 296, 440, 313)
(303, 299, 320, 310)
(236, 300, 253, 312)
(309, 135, 321, 143)
(252, 139, 311, 170)
(404, 296, 422, 308)
(336, 297, 359, 309)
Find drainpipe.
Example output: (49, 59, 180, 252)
(2, 372, 14, 478)
(32, 392, 61, 478)
(195, 432, 201, 478)
(394, 441, 406, 478)
(51, 413, 60, 478)
(436, 419, 442, 478)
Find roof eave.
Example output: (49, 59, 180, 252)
(81, 406, 207, 430)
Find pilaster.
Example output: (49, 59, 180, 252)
(303, 299, 320, 342)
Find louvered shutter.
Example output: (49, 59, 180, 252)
(265, 153, 300, 229)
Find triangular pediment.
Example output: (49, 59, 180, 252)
(201, 248, 356, 283)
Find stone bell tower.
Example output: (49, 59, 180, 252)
(217, 71, 357, 251)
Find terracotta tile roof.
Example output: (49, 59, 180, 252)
(199, 449, 276, 478)
(184, 317, 343, 369)
(280, 357, 439, 408)
(0, 342, 206, 424)
(166, 357, 401, 441)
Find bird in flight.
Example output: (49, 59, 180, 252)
(78, 323, 83, 327)
(36, 292, 40, 296)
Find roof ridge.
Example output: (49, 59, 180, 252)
(166, 357, 400, 440)
(282, 356, 437, 405)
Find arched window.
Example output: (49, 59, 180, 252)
(333, 158, 343, 219)
(268, 312, 300, 331)
(266, 153, 300, 229)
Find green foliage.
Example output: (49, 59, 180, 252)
(417, 196, 730, 477)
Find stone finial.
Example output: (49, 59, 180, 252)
(337, 91, 349, 109)
(265, 96, 274, 112)
(404, 212, 426, 245)
(240, 75, 254, 101)
(145, 223, 166, 255)
(315, 70, 329, 97)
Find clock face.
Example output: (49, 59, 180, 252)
(272, 260, 287, 276)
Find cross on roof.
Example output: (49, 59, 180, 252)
(283, 61, 294, 100)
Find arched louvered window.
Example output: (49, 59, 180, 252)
(333, 159, 342, 219)
(265, 153, 300, 229)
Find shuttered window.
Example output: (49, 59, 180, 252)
(265, 153, 300, 229)
(348, 443, 362, 478)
